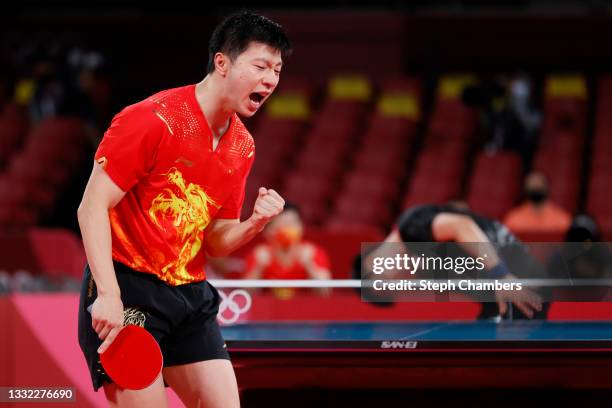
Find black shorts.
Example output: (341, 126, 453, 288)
(77, 261, 229, 391)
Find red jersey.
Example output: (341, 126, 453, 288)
(245, 242, 331, 280)
(95, 85, 254, 285)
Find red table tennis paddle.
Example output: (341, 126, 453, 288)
(99, 324, 163, 390)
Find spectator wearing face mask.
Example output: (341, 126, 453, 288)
(244, 203, 331, 298)
(503, 171, 572, 236)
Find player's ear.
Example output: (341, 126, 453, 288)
(214, 52, 230, 77)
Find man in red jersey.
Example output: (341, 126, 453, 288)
(77, 12, 291, 407)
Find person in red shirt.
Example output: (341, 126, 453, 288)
(245, 203, 331, 298)
(503, 171, 572, 236)
(77, 12, 291, 408)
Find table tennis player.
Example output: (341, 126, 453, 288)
(356, 203, 547, 319)
(76, 11, 291, 408)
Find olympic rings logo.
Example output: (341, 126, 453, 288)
(217, 289, 252, 325)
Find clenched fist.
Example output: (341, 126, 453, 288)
(250, 187, 285, 229)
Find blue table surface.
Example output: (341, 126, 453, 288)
(221, 321, 612, 342)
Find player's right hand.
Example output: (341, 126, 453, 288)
(495, 277, 542, 318)
(91, 294, 125, 354)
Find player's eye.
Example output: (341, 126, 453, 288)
(254, 65, 265, 70)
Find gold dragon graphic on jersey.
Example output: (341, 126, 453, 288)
(149, 168, 218, 284)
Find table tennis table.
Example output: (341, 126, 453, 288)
(222, 321, 612, 390)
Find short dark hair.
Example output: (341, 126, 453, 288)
(207, 11, 292, 74)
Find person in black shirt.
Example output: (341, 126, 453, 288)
(357, 204, 546, 319)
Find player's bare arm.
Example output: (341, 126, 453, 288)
(77, 161, 127, 353)
(205, 187, 285, 257)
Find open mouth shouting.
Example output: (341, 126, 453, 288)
(248, 91, 269, 111)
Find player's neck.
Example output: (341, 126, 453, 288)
(195, 76, 233, 141)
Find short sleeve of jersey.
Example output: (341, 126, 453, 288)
(94, 103, 163, 192)
(397, 205, 441, 242)
(216, 152, 255, 219)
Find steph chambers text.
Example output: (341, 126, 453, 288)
(371, 279, 522, 292)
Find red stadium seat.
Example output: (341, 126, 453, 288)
(28, 229, 86, 279)
(587, 173, 612, 216)
(410, 172, 461, 195)
(309, 116, 360, 142)
(403, 178, 461, 208)
(467, 196, 515, 220)
(351, 151, 407, 179)
(24, 138, 85, 169)
(341, 171, 401, 200)
(366, 115, 417, 138)
(293, 153, 346, 179)
(0, 175, 55, 209)
(360, 128, 414, 150)
(283, 173, 334, 201)
(29, 117, 87, 144)
(356, 142, 412, 163)
(317, 100, 368, 122)
(595, 216, 612, 241)
(301, 133, 351, 153)
(332, 194, 393, 226)
(465, 151, 523, 219)
(295, 201, 327, 225)
(592, 135, 612, 156)
(377, 76, 422, 97)
(0, 118, 28, 165)
(473, 151, 522, 176)
(533, 154, 581, 177)
(325, 218, 385, 236)
(0, 204, 38, 227)
(592, 154, 612, 171)
(8, 152, 71, 188)
(273, 76, 321, 100)
(421, 138, 471, 158)
(255, 117, 306, 139)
